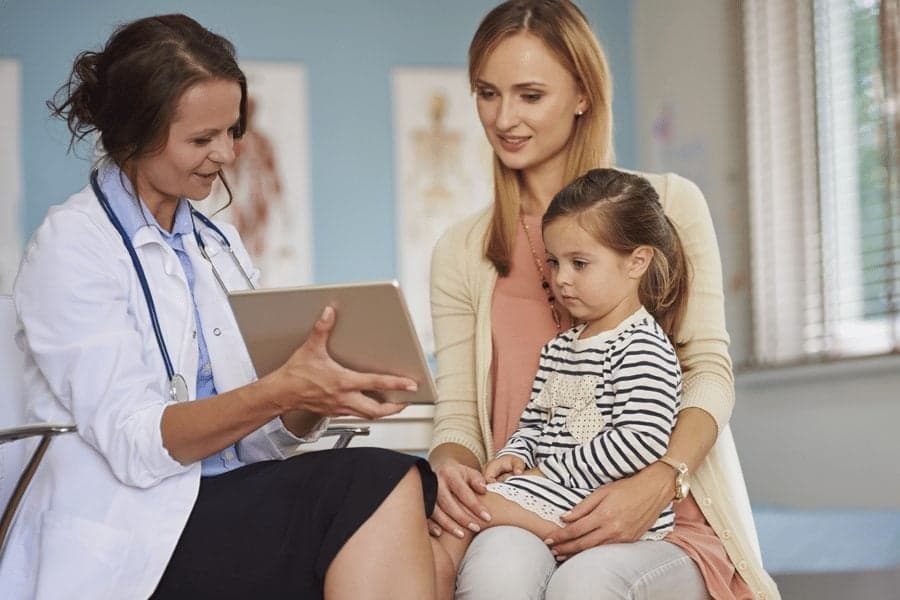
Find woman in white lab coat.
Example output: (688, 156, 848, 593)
(2, 14, 437, 600)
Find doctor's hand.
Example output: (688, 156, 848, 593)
(269, 306, 417, 420)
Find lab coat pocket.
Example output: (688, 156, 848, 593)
(37, 510, 132, 598)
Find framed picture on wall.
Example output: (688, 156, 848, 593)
(0, 59, 22, 294)
(197, 61, 313, 288)
(392, 67, 492, 354)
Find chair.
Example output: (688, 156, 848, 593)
(0, 294, 367, 559)
(0, 293, 75, 558)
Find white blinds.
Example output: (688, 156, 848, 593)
(744, 0, 899, 366)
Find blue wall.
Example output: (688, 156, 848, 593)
(0, 0, 634, 283)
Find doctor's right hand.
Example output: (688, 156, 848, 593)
(268, 306, 417, 420)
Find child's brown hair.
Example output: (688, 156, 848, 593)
(543, 168, 691, 339)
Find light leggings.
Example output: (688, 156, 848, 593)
(455, 526, 709, 600)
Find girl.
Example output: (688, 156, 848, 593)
(427, 1, 777, 598)
(431, 168, 689, 599)
(2, 14, 436, 600)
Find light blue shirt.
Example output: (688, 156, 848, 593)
(99, 167, 244, 477)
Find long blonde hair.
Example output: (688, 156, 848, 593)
(469, 0, 614, 275)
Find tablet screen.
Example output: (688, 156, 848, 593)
(227, 280, 436, 404)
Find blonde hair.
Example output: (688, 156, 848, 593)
(543, 169, 691, 339)
(469, 0, 614, 275)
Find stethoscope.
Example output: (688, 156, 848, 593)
(90, 169, 256, 403)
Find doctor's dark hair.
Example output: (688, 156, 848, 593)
(48, 14, 247, 173)
(542, 168, 691, 340)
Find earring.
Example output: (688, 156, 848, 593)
(575, 110, 584, 117)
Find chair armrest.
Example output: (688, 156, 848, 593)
(0, 423, 76, 558)
(321, 426, 370, 449)
(0, 423, 76, 445)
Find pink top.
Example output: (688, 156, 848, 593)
(489, 213, 753, 599)
(490, 213, 572, 453)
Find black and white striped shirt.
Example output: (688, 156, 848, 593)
(497, 306, 681, 537)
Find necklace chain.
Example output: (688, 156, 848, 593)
(519, 213, 562, 332)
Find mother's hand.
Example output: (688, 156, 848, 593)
(428, 459, 492, 539)
(271, 306, 417, 420)
(545, 462, 674, 558)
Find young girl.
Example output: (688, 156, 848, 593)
(432, 168, 690, 598)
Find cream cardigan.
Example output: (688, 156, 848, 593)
(429, 171, 779, 600)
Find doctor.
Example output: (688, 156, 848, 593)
(3, 14, 437, 600)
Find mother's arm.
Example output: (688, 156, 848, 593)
(427, 223, 495, 537)
(547, 173, 732, 555)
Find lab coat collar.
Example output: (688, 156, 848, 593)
(98, 165, 194, 245)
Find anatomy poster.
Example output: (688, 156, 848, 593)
(393, 67, 492, 353)
(199, 61, 312, 287)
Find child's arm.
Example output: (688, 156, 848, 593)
(495, 402, 547, 468)
(538, 332, 680, 489)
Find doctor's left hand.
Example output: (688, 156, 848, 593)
(266, 306, 417, 420)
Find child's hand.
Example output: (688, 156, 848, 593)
(522, 466, 545, 478)
(483, 455, 526, 482)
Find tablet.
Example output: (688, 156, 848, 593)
(227, 280, 436, 405)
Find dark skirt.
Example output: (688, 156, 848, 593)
(151, 447, 436, 599)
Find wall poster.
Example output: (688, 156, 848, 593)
(198, 61, 312, 287)
(0, 59, 21, 294)
(392, 67, 492, 354)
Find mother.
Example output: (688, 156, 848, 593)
(427, 1, 778, 598)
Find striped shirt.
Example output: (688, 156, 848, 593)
(496, 306, 681, 538)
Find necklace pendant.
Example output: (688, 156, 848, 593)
(519, 212, 562, 334)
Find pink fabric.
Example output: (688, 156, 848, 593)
(666, 496, 755, 600)
(489, 214, 752, 599)
(490, 213, 571, 453)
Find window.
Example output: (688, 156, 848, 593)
(744, 0, 898, 366)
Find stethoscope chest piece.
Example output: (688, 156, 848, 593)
(169, 373, 189, 403)
(91, 168, 254, 406)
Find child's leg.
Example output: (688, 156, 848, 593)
(432, 491, 564, 600)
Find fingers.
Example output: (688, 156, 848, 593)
(559, 487, 606, 523)
(548, 527, 612, 558)
(434, 485, 480, 538)
(303, 306, 336, 352)
(346, 370, 418, 393)
(329, 392, 408, 419)
(545, 511, 597, 546)
(427, 517, 443, 538)
(432, 464, 491, 538)
(452, 471, 491, 521)
(482, 459, 507, 482)
(484, 456, 525, 482)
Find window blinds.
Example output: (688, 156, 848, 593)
(744, 0, 899, 366)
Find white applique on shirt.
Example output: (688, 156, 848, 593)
(533, 371, 605, 444)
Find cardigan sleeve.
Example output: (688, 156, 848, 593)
(657, 172, 735, 433)
(428, 220, 488, 465)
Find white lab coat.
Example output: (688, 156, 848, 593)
(1, 184, 314, 598)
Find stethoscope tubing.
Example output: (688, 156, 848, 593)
(90, 168, 254, 392)
(91, 169, 178, 382)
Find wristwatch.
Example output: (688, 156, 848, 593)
(658, 456, 690, 502)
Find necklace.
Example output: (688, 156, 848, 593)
(519, 213, 562, 332)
